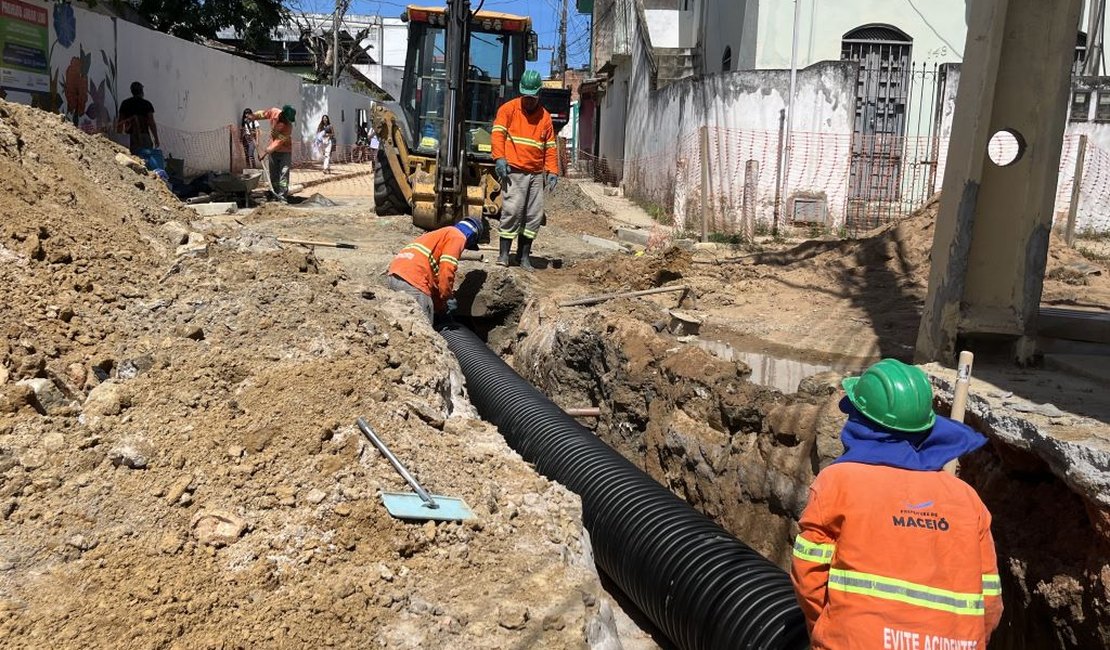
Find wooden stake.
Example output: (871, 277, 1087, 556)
(565, 407, 601, 417)
(277, 238, 357, 249)
(559, 285, 689, 308)
(943, 350, 974, 476)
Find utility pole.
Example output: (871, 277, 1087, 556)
(330, 0, 339, 85)
(1084, 0, 1105, 75)
(557, 0, 568, 85)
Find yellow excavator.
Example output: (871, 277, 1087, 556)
(373, 1, 541, 229)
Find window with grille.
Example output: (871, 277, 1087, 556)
(1070, 90, 1091, 122)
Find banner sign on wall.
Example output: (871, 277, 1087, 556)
(0, 0, 49, 93)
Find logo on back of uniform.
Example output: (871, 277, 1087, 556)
(892, 500, 949, 532)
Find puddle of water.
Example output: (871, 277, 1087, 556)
(694, 339, 863, 393)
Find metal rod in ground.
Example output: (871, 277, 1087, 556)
(355, 417, 439, 509)
(278, 238, 358, 249)
(565, 407, 601, 417)
(559, 285, 689, 308)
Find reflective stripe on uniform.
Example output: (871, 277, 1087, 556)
(544, 141, 558, 148)
(402, 242, 439, 274)
(829, 568, 986, 616)
(498, 229, 518, 239)
(792, 535, 835, 563)
(522, 228, 537, 239)
(507, 135, 546, 150)
(982, 574, 1001, 597)
(440, 254, 459, 267)
(492, 125, 509, 134)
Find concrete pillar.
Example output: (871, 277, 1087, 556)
(915, 0, 1084, 365)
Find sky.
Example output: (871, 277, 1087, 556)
(298, 0, 592, 76)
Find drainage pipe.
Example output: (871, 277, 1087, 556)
(440, 325, 808, 650)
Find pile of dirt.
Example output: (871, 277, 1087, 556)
(749, 196, 1110, 308)
(543, 180, 613, 239)
(0, 100, 605, 647)
(563, 246, 693, 293)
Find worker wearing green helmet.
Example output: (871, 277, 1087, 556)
(491, 69, 560, 270)
(791, 359, 1003, 648)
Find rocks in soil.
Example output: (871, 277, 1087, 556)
(83, 381, 131, 416)
(108, 439, 154, 469)
(190, 511, 247, 547)
(16, 378, 69, 414)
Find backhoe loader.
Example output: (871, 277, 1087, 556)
(373, 1, 544, 229)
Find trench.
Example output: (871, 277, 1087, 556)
(455, 271, 1109, 650)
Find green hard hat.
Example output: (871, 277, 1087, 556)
(281, 104, 297, 123)
(519, 70, 542, 96)
(841, 359, 936, 433)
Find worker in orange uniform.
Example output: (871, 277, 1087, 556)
(491, 69, 559, 270)
(791, 359, 1002, 649)
(386, 217, 482, 323)
(254, 105, 296, 202)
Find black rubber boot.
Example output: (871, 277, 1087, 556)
(517, 237, 534, 271)
(496, 237, 512, 267)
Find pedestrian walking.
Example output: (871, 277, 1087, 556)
(240, 108, 259, 169)
(369, 131, 380, 171)
(791, 359, 1003, 649)
(491, 69, 558, 270)
(117, 81, 160, 155)
(254, 105, 296, 202)
(317, 114, 335, 173)
(386, 217, 482, 323)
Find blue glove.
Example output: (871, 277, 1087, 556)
(546, 173, 558, 192)
(445, 297, 458, 314)
(495, 158, 510, 180)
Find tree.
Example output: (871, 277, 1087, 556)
(112, 0, 289, 51)
(289, 0, 371, 86)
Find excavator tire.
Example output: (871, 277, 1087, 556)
(374, 148, 409, 216)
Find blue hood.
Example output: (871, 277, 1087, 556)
(833, 398, 988, 471)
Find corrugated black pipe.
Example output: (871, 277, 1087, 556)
(440, 324, 809, 650)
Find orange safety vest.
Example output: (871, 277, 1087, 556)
(491, 97, 559, 175)
(791, 462, 1003, 649)
(256, 108, 293, 154)
(386, 227, 466, 310)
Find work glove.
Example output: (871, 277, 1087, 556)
(495, 158, 510, 181)
(445, 297, 458, 315)
(546, 173, 558, 192)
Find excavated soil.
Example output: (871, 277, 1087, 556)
(0, 101, 607, 648)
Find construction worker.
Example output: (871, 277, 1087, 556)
(492, 69, 559, 270)
(386, 217, 482, 323)
(791, 359, 1002, 649)
(254, 105, 296, 202)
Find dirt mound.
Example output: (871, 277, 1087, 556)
(566, 246, 693, 293)
(0, 100, 603, 647)
(543, 180, 613, 239)
(751, 195, 1110, 307)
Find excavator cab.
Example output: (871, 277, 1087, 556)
(374, 3, 539, 229)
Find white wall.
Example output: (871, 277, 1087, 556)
(115, 20, 304, 135)
(17, 2, 381, 175)
(702, 0, 745, 74)
(299, 84, 374, 147)
(754, 0, 968, 70)
(619, 8, 858, 230)
(645, 10, 680, 49)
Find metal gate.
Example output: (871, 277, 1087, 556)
(843, 25, 912, 203)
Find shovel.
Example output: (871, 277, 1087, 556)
(356, 417, 475, 522)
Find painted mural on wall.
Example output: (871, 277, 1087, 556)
(41, 1, 116, 133)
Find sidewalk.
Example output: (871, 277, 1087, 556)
(290, 162, 375, 198)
